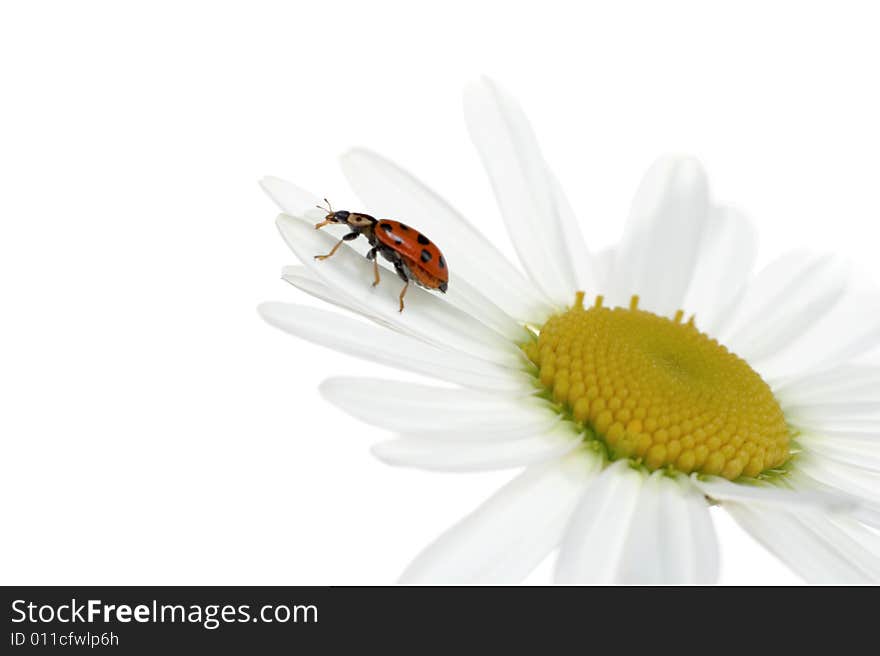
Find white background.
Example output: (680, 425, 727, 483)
(2, 0, 879, 584)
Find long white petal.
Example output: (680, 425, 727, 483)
(774, 364, 880, 405)
(463, 78, 596, 304)
(784, 401, 880, 425)
(717, 251, 825, 341)
(682, 483, 722, 583)
(592, 247, 616, 292)
(750, 289, 880, 382)
(371, 422, 583, 472)
(722, 252, 849, 364)
(441, 276, 532, 343)
(798, 434, 880, 474)
(555, 466, 718, 583)
(339, 148, 554, 325)
(548, 172, 597, 294)
(683, 205, 758, 336)
(775, 365, 880, 438)
(797, 514, 880, 580)
(260, 176, 327, 224)
(787, 291, 880, 372)
(787, 468, 880, 529)
(608, 157, 710, 317)
(276, 214, 523, 366)
(618, 474, 718, 584)
(553, 461, 643, 583)
(726, 504, 878, 583)
(799, 430, 880, 449)
(794, 455, 880, 509)
(258, 302, 529, 392)
(691, 475, 858, 513)
(400, 451, 600, 583)
(319, 376, 553, 436)
(281, 265, 403, 333)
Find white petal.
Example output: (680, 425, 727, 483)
(260, 176, 325, 219)
(787, 468, 880, 530)
(783, 401, 880, 424)
(319, 376, 554, 437)
(691, 475, 858, 513)
(795, 455, 880, 509)
(556, 466, 718, 583)
(617, 474, 718, 584)
(548, 172, 598, 294)
(722, 252, 849, 364)
(608, 157, 710, 317)
(281, 265, 402, 332)
(812, 422, 880, 434)
(726, 504, 878, 583)
(823, 513, 880, 561)
(799, 430, 880, 449)
(682, 483, 722, 583)
(553, 461, 642, 583)
(774, 364, 880, 405)
(717, 251, 826, 340)
(798, 434, 880, 474)
(400, 451, 600, 583)
(276, 214, 523, 366)
(790, 291, 880, 371)
(748, 289, 880, 382)
(463, 78, 596, 304)
(258, 302, 529, 392)
(441, 276, 532, 343)
(371, 422, 583, 472)
(802, 514, 880, 580)
(682, 205, 758, 336)
(592, 247, 616, 292)
(282, 265, 350, 307)
(339, 148, 554, 325)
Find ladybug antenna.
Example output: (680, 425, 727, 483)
(316, 198, 334, 214)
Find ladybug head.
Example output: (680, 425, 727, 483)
(326, 210, 351, 224)
(314, 199, 376, 232)
(327, 210, 374, 228)
(315, 199, 351, 225)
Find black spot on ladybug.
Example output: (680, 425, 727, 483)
(420, 249, 432, 263)
(398, 223, 410, 231)
(417, 233, 430, 245)
(394, 236, 403, 245)
(438, 255, 446, 269)
(380, 223, 393, 232)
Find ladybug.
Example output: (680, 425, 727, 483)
(312, 200, 448, 312)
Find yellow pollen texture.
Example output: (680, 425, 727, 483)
(523, 294, 790, 480)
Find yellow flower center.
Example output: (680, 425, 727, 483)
(523, 293, 790, 480)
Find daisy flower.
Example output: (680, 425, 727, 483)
(258, 79, 880, 584)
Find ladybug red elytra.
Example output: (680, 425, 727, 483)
(313, 199, 448, 312)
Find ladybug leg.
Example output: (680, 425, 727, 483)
(366, 247, 380, 286)
(398, 281, 410, 312)
(392, 261, 410, 312)
(314, 231, 358, 261)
